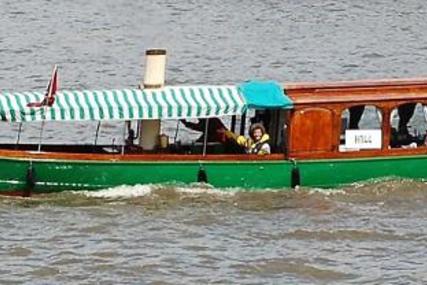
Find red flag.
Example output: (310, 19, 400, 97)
(27, 65, 59, 107)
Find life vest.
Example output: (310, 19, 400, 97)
(247, 134, 270, 154)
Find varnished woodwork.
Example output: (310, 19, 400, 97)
(289, 146, 427, 160)
(0, 149, 285, 162)
(290, 107, 334, 153)
(285, 78, 427, 106)
(286, 77, 427, 159)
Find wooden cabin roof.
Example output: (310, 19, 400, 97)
(284, 77, 427, 105)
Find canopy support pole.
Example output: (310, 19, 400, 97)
(37, 120, 45, 152)
(15, 122, 23, 148)
(94, 121, 101, 146)
(174, 120, 180, 143)
(134, 121, 140, 140)
(121, 121, 127, 155)
(240, 111, 247, 135)
(231, 115, 236, 133)
(202, 118, 209, 156)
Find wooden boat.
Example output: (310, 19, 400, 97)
(2, 52, 427, 195)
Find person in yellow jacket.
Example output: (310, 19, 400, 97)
(222, 123, 271, 155)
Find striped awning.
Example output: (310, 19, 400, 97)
(0, 86, 246, 122)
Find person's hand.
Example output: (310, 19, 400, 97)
(237, 136, 246, 146)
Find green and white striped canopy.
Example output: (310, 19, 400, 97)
(0, 86, 246, 122)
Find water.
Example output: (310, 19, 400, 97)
(1, 0, 427, 284)
(1, 182, 427, 284)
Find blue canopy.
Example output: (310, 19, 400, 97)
(238, 80, 293, 109)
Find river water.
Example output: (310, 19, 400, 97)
(1, 0, 427, 284)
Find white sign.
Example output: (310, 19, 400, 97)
(345, 129, 382, 149)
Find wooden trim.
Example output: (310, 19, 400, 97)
(290, 146, 427, 160)
(286, 78, 427, 105)
(285, 77, 427, 91)
(382, 108, 391, 150)
(0, 149, 286, 162)
(288, 92, 427, 106)
(3, 146, 427, 162)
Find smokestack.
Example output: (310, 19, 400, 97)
(142, 49, 167, 89)
(138, 49, 167, 151)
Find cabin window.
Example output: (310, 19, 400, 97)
(339, 105, 382, 151)
(160, 118, 224, 154)
(160, 115, 250, 155)
(159, 110, 286, 155)
(0, 120, 125, 153)
(0, 121, 109, 145)
(390, 103, 427, 148)
(250, 109, 289, 153)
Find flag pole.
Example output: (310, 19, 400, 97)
(36, 64, 58, 152)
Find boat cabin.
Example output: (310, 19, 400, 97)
(285, 78, 427, 159)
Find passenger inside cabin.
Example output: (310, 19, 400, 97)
(397, 103, 416, 136)
(180, 118, 228, 143)
(178, 118, 243, 154)
(235, 123, 271, 155)
(250, 110, 271, 133)
(348, 106, 365, 129)
(179, 118, 271, 155)
(390, 103, 422, 148)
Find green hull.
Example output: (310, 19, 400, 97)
(299, 154, 427, 188)
(1, 154, 427, 193)
(0, 157, 293, 193)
